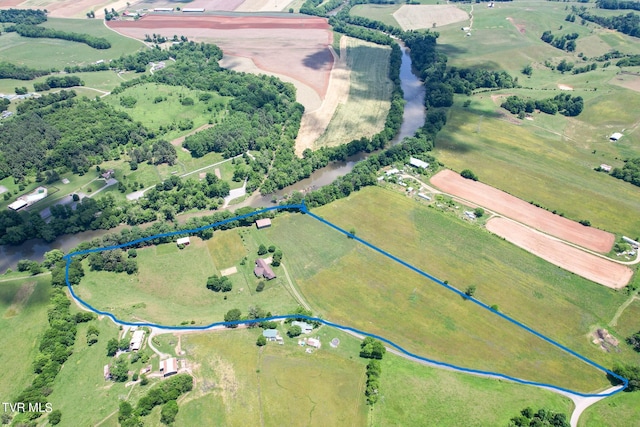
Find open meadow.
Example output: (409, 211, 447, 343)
(0, 273, 52, 400)
(76, 231, 299, 326)
(257, 186, 640, 392)
(313, 37, 393, 149)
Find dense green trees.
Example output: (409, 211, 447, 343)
(360, 337, 386, 359)
(574, 7, 640, 38)
(0, 61, 51, 80)
(611, 363, 640, 391)
(34, 76, 83, 91)
(610, 157, 640, 187)
(597, 0, 640, 10)
(206, 275, 232, 292)
(541, 30, 579, 51)
(501, 94, 583, 117)
(509, 407, 569, 427)
(364, 360, 381, 405)
(224, 308, 242, 327)
(0, 8, 47, 25)
(626, 330, 640, 352)
(88, 249, 137, 274)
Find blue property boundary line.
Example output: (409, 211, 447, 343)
(64, 202, 628, 398)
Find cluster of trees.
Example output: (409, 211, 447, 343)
(206, 275, 232, 292)
(626, 330, 640, 352)
(14, 290, 95, 422)
(0, 98, 151, 179)
(88, 249, 138, 274)
(0, 61, 51, 80)
(364, 360, 382, 405)
(106, 336, 132, 357)
(0, 8, 47, 25)
(143, 33, 169, 44)
(572, 62, 598, 74)
(501, 94, 584, 117)
(612, 363, 640, 391)
(103, 8, 120, 21)
(597, 0, 640, 10)
(508, 407, 569, 427)
(64, 61, 109, 74)
(610, 157, 640, 187)
(360, 336, 386, 359)
(33, 75, 83, 91)
(445, 67, 516, 96)
(0, 97, 9, 112)
(6, 24, 112, 49)
(541, 30, 579, 51)
(118, 374, 193, 426)
(17, 90, 76, 114)
(617, 54, 640, 66)
(573, 6, 640, 38)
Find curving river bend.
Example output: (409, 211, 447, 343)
(0, 44, 425, 272)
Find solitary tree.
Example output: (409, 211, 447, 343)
(287, 325, 302, 338)
(465, 285, 477, 298)
(257, 335, 267, 346)
(224, 309, 242, 328)
(460, 169, 478, 181)
(257, 244, 268, 255)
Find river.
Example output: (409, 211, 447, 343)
(0, 44, 425, 273)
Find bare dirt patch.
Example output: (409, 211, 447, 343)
(219, 54, 321, 111)
(0, 0, 25, 8)
(430, 169, 615, 253)
(557, 84, 573, 91)
(108, 15, 333, 101)
(486, 218, 632, 289)
(220, 266, 237, 276)
(393, 5, 468, 31)
(506, 17, 526, 34)
(610, 73, 640, 93)
(235, 0, 293, 12)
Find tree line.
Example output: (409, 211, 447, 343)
(34, 75, 83, 92)
(501, 93, 584, 117)
(12, 289, 95, 424)
(6, 24, 112, 49)
(573, 6, 640, 38)
(541, 30, 579, 51)
(0, 61, 52, 80)
(610, 157, 640, 187)
(0, 8, 47, 25)
(597, 0, 640, 11)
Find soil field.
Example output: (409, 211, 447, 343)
(5, 0, 130, 18)
(486, 218, 633, 289)
(393, 4, 468, 31)
(108, 15, 333, 101)
(430, 169, 615, 253)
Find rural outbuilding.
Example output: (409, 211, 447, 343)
(292, 321, 313, 334)
(103, 364, 111, 381)
(263, 329, 280, 341)
(610, 132, 623, 141)
(254, 258, 276, 280)
(129, 330, 145, 351)
(160, 358, 178, 377)
(307, 338, 321, 348)
(409, 157, 429, 169)
(255, 218, 272, 229)
(176, 236, 190, 246)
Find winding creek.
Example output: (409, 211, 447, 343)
(0, 44, 425, 272)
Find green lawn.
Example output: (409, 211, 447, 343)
(0, 274, 52, 399)
(76, 231, 299, 326)
(374, 353, 573, 426)
(0, 18, 144, 70)
(350, 4, 401, 28)
(579, 390, 640, 427)
(315, 37, 393, 148)
(260, 186, 639, 392)
(176, 328, 368, 426)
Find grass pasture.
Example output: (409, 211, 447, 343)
(76, 231, 299, 326)
(374, 353, 573, 426)
(260, 186, 640, 393)
(177, 328, 368, 427)
(0, 274, 52, 399)
(350, 4, 401, 28)
(314, 38, 393, 149)
(579, 390, 640, 427)
(0, 18, 143, 70)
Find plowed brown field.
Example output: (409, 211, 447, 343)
(431, 169, 615, 253)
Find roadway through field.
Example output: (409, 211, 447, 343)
(63, 202, 629, 427)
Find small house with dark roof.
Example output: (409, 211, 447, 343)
(254, 258, 276, 280)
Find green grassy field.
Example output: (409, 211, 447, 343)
(258, 186, 640, 392)
(374, 353, 573, 426)
(350, 4, 401, 28)
(0, 273, 52, 399)
(176, 327, 368, 426)
(315, 37, 393, 148)
(579, 390, 640, 427)
(76, 231, 299, 326)
(0, 18, 144, 71)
